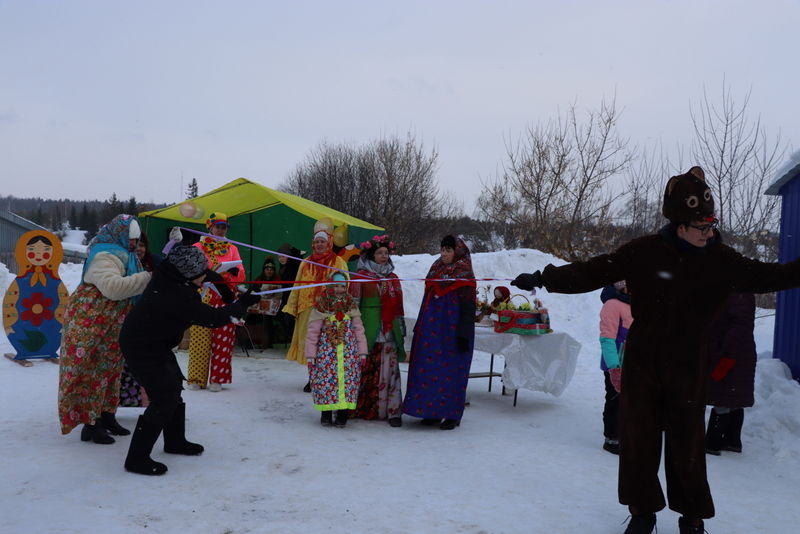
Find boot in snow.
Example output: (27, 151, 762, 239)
(125, 416, 167, 475)
(320, 411, 333, 426)
(678, 516, 704, 533)
(334, 411, 348, 427)
(163, 402, 204, 455)
(80, 419, 115, 444)
(705, 409, 728, 456)
(101, 411, 130, 436)
(440, 419, 460, 430)
(623, 513, 656, 534)
(603, 438, 620, 455)
(721, 408, 743, 453)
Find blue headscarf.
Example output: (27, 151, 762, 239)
(81, 214, 143, 284)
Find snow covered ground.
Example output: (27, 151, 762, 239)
(1, 250, 800, 534)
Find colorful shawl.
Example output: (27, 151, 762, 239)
(82, 214, 142, 283)
(424, 235, 476, 302)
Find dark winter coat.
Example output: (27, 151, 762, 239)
(120, 260, 248, 394)
(706, 292, 757, 409)
(278, 248, 302, 308)
(539, 224, 800, 518)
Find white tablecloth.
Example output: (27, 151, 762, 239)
(473, 326, 582, 397)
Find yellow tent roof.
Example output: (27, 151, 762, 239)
(139, 177, 383, 230)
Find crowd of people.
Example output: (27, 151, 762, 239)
(48, 165, 800, 534)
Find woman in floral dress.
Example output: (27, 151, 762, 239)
(58, 214, 151, 444)
(403, 235, 476, 430)
(305, 272, 368, 427)
(349, 234, 406, 427)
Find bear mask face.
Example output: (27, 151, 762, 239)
(662, 166, 715, 223)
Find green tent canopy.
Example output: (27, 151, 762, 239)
(138, 178, 383, 279)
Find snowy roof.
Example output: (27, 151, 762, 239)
(0, 210, 46, 232)
(766, 150, 800, 195)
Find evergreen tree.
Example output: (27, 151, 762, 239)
(79, 205, 90, 231)
(104, 193, 123, 222)
(125, 196, 138, 216)
(186, 178, 199, 199)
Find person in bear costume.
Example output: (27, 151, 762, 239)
(511, 166, 800, 534)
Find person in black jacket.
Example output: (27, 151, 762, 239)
(511, 166, 800, 534)
(705, 292, 756, 455)
(119, 245, 259, 476)
(276, 243, 302, 341)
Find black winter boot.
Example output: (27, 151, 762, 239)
(678, 516, 704, 533)
(603, 438, 620, 455)
(101, 411, 130, 436)
(80, 418, 115, 444)
(440, 419, 460, 430)
(163, 402, 204, 455)
(125, 416, 167, 475)
(722, 408, 743, 453)
(320, 411, 333, 426)
(334, 411, 348, 427)
(623, 513, 656, 534)
(705, 409, 728, 456)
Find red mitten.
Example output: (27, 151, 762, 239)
(609, 367, 622, 393)
(711, 357, 735, 381)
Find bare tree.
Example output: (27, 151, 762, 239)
(622, 142, 669, 235)
(478, 97, 633, 260)
(691, 80, 784, 259)
(282, 132, 459, 253)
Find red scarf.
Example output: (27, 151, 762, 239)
(355, 268, 404, 335)
(305, 233, 339, 296)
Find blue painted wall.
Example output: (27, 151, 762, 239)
(774, 174, 800, 379)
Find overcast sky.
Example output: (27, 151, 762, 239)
(1, 0, 798, 211)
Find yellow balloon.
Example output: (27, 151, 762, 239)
(333, 224, 349, 247)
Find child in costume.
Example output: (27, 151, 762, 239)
(304, 272, 368, 427)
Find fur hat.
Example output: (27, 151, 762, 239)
(168, 245, 208, 280)
(205, 212, 229, 229)
(662, 166, 715, 223)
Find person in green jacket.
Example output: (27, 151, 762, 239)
(349, 235, 406, 427)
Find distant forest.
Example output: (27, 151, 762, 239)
(1, 194, 169, 243)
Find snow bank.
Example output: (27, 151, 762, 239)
(750, 358, 800, 462)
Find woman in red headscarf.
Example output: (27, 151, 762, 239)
(403, 235, 476, 430)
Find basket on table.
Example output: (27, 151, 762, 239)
(493, 294, 551, 335)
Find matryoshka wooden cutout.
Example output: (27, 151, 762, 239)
(3, 230, 70, 365)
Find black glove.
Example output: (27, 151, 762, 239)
(456, 336, 470, 353)
(204, 268, 224, 284)
(511, 271, 543, 291)
(228, 266, 239, 277)
(204, 269, 235, 303)
(238, 291, 260, 308)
